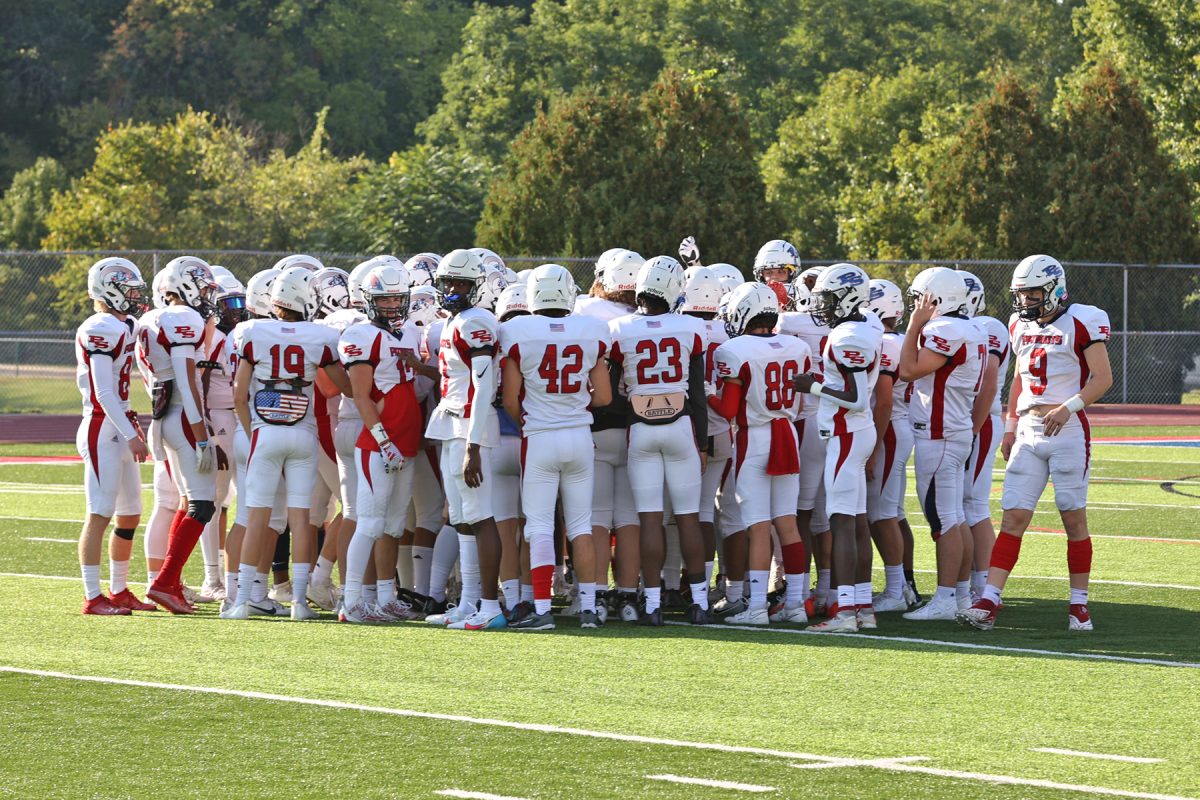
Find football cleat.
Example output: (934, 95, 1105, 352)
(1068, 604, 1093, 631)
(957, 591, 972, 611)
(506, 609, 554, 630)
(807, 610, 859, 633)
(378, 599, 422, 621)
(339, 602, 390, 624)
(219, 598, 235, 615)
(712, 595, 747, 617)
(579, 610, 604, 629)
(108, 589, 156, 612)
(198, 580, 226, 602)
(906, 580, 923, 607)
(663, 588, 687, 611)
(903, 598, 958, 621)
(454, 609, 511, 630)
(872, 594, 908, 613)
(724, 607, 769, 626)
(617, 593, 640, 623)
(146, 583, 195, 615)
(219, 601, 250, 620)
(306, 579, 338, 611)
(562, 594, 582, 617)
(427, 602, 472, 626)
(810, 595, 828, 618)
(687, 603, 713, 625)
(290, 601, 318, 621)
(856, 606, 878, 630)
(638, 607, 664, 627)
(267, 580, 292, 603)
(770, 604, 809, 625)
(956, 599, 998, 631)
(708, 583, 726, 606)
(248, 599, 282, 617)
(82, 595, 132, 616)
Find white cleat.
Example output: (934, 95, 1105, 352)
(427, 602, 473, 626)
(902, 598, 958, 621)
(338, 602, 389, 623)
(219, 601, 250, 620)
(378, 599, 421, 621)
(872, 594, 908, 613)
(197, 580, 226, 603)
(268, 580, 292, 603)
(1068, 604, 1094, 631)
(769, 604, 809, 625)
(725, 607, 769, 626)
(291, 601, 318, 621)
(856, 607, 878, 630)
(902, 582, 918, 609)
(807, 610, 859, 633)
(307, 579, 338, 611)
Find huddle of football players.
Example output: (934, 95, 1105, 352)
(73, 241, 1111, 633)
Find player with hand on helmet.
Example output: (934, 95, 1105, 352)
(959, 255, 1112, 632)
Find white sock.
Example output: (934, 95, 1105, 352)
(934, 585, 957, 604)
(82, 564, 102, 600)
(797, 571, 810, 602)
(520, 584, 534, 603)
(109, 559, 129, 595)
(689, 580, 709, 610)
(704, 560, 714, 586)
(147, 569, 159, 585)
(292, 562, 310, 604)
(855, 581, 872, 608)
(200, 515, 221, 584)
(363, 584, 377, 604)
(252, 572, 269, 603)
(982, 584, 1002, 604)
(884, 565, 905, 599)
(784, 573, 805, 608)
(412, 546, 434, 595)
(501, 579, 519, 608)
(396, 544, 413, 589)
(955, 580, 971, 604)
(479, 597, 501, 617)
(971, 570, 988, 593)
(344, 531, 374, 608)
(836, 584, 855, 612)
(817, 568, 831, 596)
(225, 571, 238, 595)
(579, 582, 596, 613)
(312, 556, 334, 584)
(236, 564, 256, 605)
(644, 586, 662, 614)
(458, 533, 480, 610)
(726, 580, 743, 602)
(429, 526, 459, 602)
(377, 578, 396, 606)
(1070, 588, 1088, 605)
(749, 570, 769, 610)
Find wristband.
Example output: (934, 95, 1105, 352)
(808, 383, 824, 397)
(369, 422, 389, 446)
(1065, 394, 1086, 414)
(1004, 417, 1017, 434)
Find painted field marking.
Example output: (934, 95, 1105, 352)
(871, 566, 1200, 592)
(2, 515, 82, 523)
(1, 667, 1195, 800)
(1032, 748, 1164, 764)
(24, 537, 74, 543)
(435, 790, 530, 800)
(646, 774, 777, 792)
(902, 521, 1200, 546)
(790, 756, 928, 770)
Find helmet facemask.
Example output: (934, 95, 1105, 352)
(436, 275, 480, 314)
(810, 288, 847, 327)
(1011, 283, 1057, 321)
(366, 291, 410, 331)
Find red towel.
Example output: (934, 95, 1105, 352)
(766, 417, 800, 475)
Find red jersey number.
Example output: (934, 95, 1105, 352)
(1027, 347, 1048, 396)
(537, 343, 585, 394)
(764, 360, 799, 410)
(634, 338, 683, 385)
(269, 344, 305, 380)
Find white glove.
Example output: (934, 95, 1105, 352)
(379, 439, 404, 474)
(195, 441, 215, 473)
(678, 235, 701, 267)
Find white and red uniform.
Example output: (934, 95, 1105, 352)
(910, 314, 986, 536)
(714, 333, 811, 526)
(573, 295, 630, 322)
(234, 318, 339, 510)
(339, 321, 422, 539)
(609, 312, 706, 515)
(321, 307, 369, 522)
(779, 311, 831, 528)
(226, 320, 285, 533)
(405, 320, 444, 535)
(138, 304, 215, 502)
(1003, 304, 1110, 512)
(867, 330, 913, 523)
(818, 317, 881, 517)
(500, 314, 608, 541)
(697, 318, 743, 535)
(199, 326, 236, 513)
(75, 313, 142, 518)
(425, 308, 500, 526)
(963, 315, 1011, 526)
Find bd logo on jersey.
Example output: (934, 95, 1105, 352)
(88, 335, 110, 349)
(469, 329, 493, 344)
(836, 271, 864, 287)
(173, 325, 196, 339)
(342, 343, 363, 357)
(842, 350, 866, 365)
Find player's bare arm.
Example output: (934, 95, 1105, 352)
(502, 357, 523, 424)
(972, 353, 999, 435)
(793, 370, 861, 407)
(899, 293, 951, 382)
(587, 360, 612, 408)
(400, 349, 438, 380)
(464, 344, 496, 489)
(867, 371, 894, 481)
(232, 357, 253, 440)
(1001, 369, 1023, 460)
(321, 361, 351, 396)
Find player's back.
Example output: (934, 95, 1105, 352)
(880, 330, 910, 421)
(818, 318, 882, 436)
(500, 314, 608, 433)
(236, 318, 338, 430)
(974, 315, 1010, 417)
(575, 295, 630, 322)
(609, 312, 704, 396)
(910, 314, 984, 439)
(715, 333, 811, 426)
(778, 311, 830, 375)
(697, 318, 731, 436)
(76, 312, 137, 416)
(1010, 304, 1110, 415)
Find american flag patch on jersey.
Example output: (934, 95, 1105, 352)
(254, 390, 309, 424)
(282, 327, 295, 334)
(769, 341, 783, 349)
(550, 323, 565, 332)
(646, 320, 662, 328)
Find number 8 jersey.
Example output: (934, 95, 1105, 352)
(1009, 303, 1110, 415)
(714, 334, 812, 426)
(233, 318, 340, 432)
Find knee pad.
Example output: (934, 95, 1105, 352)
(357, 517, 386, 542)
(187, 500, 216, 525)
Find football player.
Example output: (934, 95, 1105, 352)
(959, 255, 1112, 631)
(501, 264, 612, 629)
(609, 256, 710, 625)
(75, 258, 153, 615)
(713, 282, 812, 625)
(493, 283, 530, 613)
(794, 263, 882, 633)
(899, 268, 986, 621)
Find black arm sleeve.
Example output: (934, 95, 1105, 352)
(687, 353, 708, 448)
(590, 358, 632, 432)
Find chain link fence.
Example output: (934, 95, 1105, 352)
(0, 250, 1196, 414)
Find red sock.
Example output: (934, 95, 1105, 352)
(781, 541, 807, 574)
(1066, 537, 1092, 574)
(157, 515, 205, 589)
(531, 565, 554, 601)
(990, 531, 1022, 572)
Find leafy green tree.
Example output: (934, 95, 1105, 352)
(0, 158, 69, 249)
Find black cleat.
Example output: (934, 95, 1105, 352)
(638, 607, 664, 627)
(687, 603, 713, 625)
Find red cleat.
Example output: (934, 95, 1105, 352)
(83, 595, 132, 616)
(109, 588, 157, 612)
(146, 583, 195, 615)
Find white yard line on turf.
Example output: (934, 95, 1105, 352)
(435, 791, 530, 800)
(0, 667, 1194, 800)
(872, 567, 1200, 592)
(646, 774, 777, 792)
(904, 523, 1200, 546)
(1032, 748, 1165, 764)
(2, 515, 84, 523)
(24, 537, 74, 543)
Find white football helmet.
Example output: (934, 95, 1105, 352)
(475, 262, 511, 313)
(593, 248, 626, 286)
(528, 263, 577, 313)
(362, 264, 411, 329)
(312, 267, 350, 318)
(495, 283, 530, 321)
(753, 239, 801, 282)
(348, 256, 401, 309)
(867, 278, 905, 322)
(407, 286, 441, 328)
(470, 247, 506, 272)
(680, 266, 724, 315)
(151, 269, 170, 310)
(810, 263, 870, 327)
(246, 268, 282, 318)
(601, 249, 645, 294)
(160, 256, 219, 318)
(272, 254, 324, 273)
(213, 274, 248, 331)
(1011, 254, 1067, 321)
(270, 266, 317, 320)
(87, 257, 147, 316)
(635, 255, 685, 310)
(909, 267, 968, 317)
(208, 264, 235, 284)
(790, 273, 813, 311)
(707, 263, 744, 293)
(798, 265, 825, 291)
(956, 270, 985, 318)
(403, 252, 440, 287)
(725, 282, 781, 338)
(435, 248, 487, 312)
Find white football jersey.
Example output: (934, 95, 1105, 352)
(817, 318, 882, 436)
(575, 295, 632, 322)
(973, 315, 1011, 417)
(499, 314, 609, 434)
(909, 314, 986, 440)
(319, 308, 369, 420)
(137, 304, 206, 382)
(878, 330, 910, 422)
(76, 312, 138, 422)
(609, 312, 705, 397)
(339, 322, 419, 395)
(199, 328, 235, 411)
(425, 308, 500, 444)
(777, 310, 831, 419)
(233, 318, 340, 432)
(697, 318, 731, 437)
(1010, 304, 1110, 415)
(714, 333, 812, 427)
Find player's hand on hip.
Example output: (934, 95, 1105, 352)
(1043, 405, 1071, 437)
(865, 452, 876, 481)
(128, 436, 149, 463)
(215, 444, 229, 471)
(195, 441, 214, 473)
(464, 444, 483, 488)
(1001, 431, 1016, 461)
